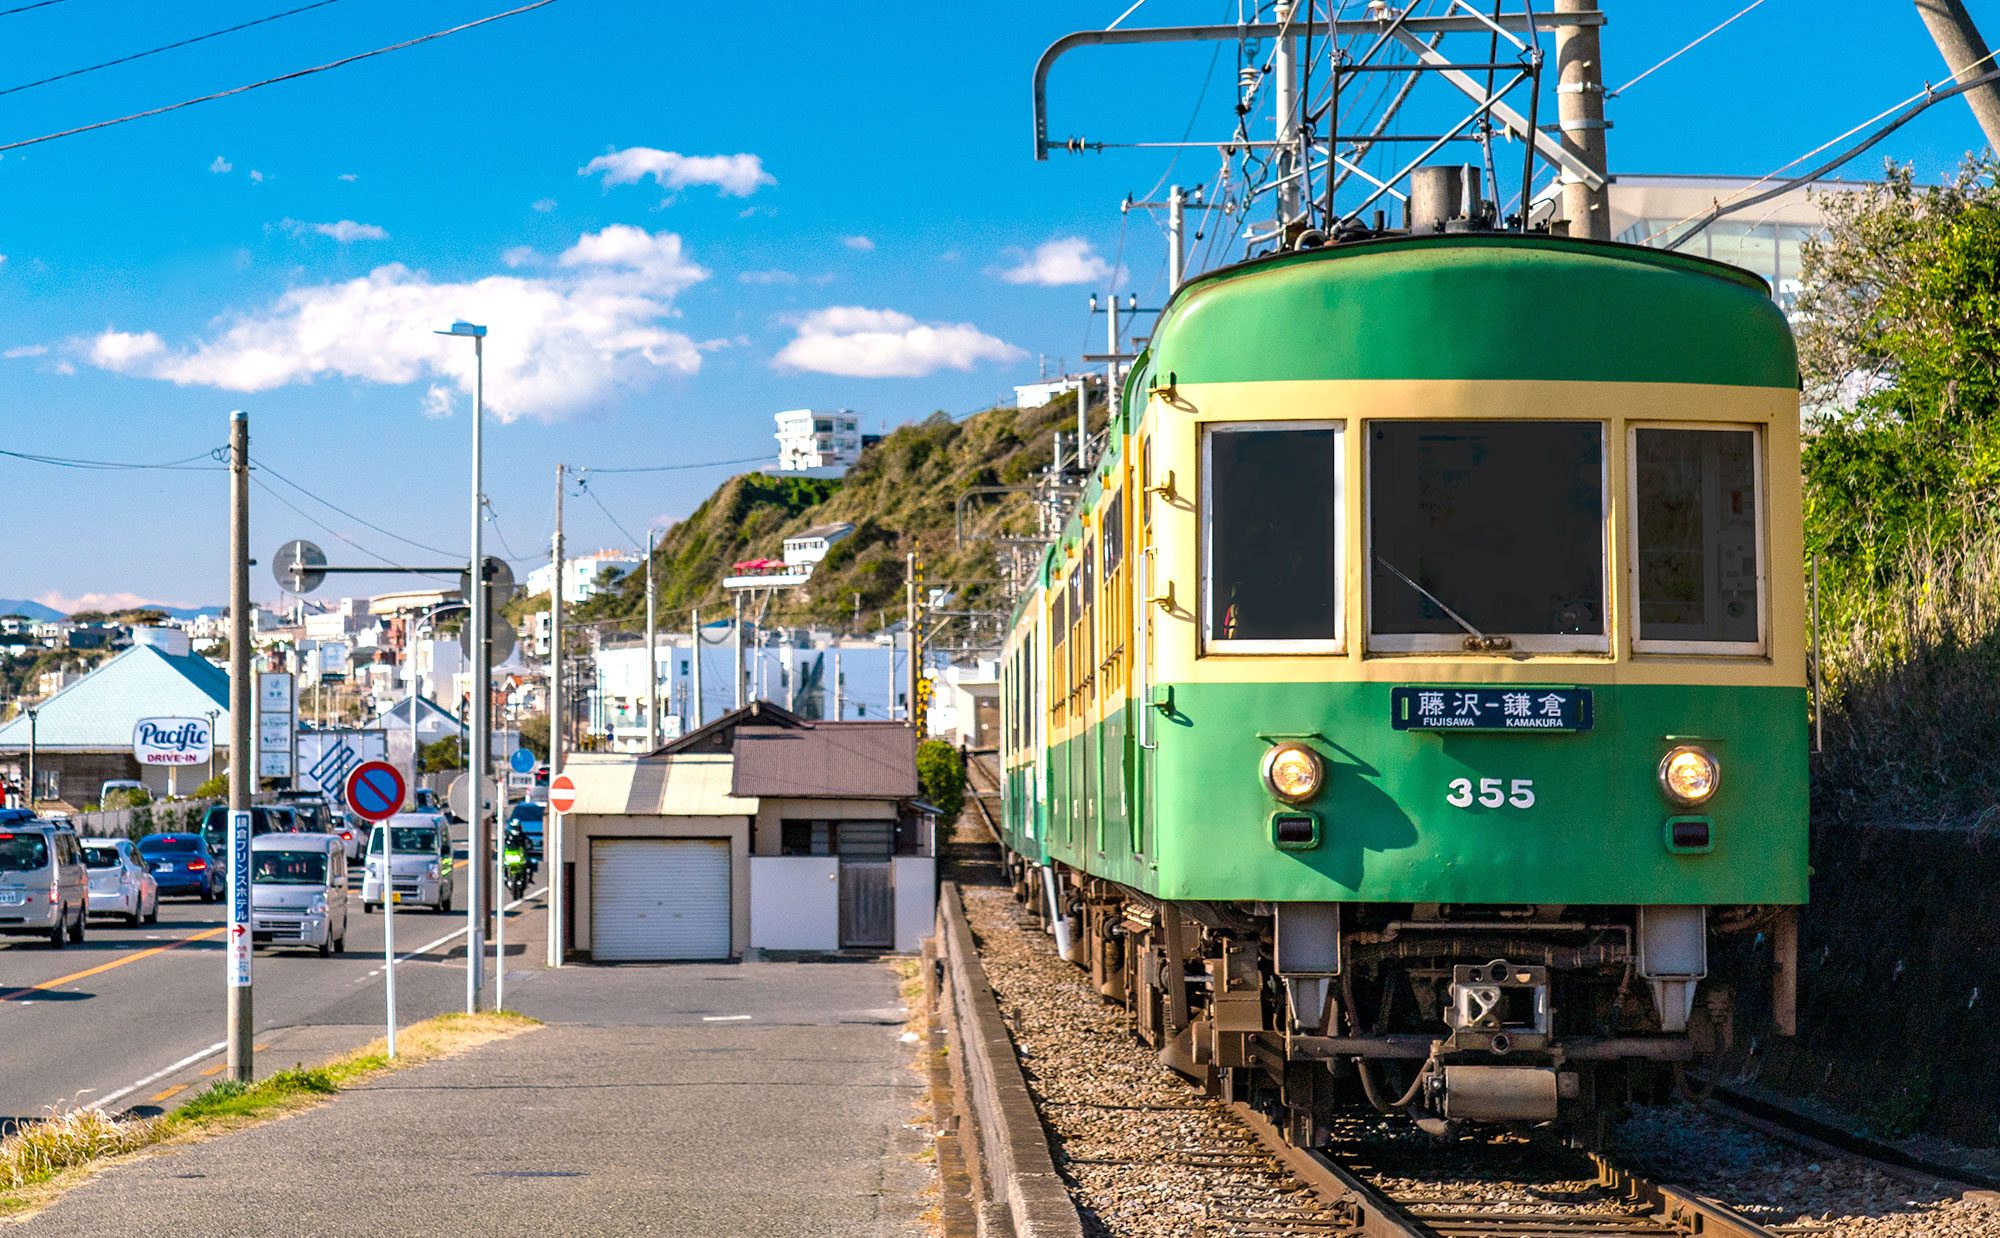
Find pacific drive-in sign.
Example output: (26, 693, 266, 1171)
(133, 716, 214, 766)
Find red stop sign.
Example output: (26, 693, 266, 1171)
(548, 774, 577, 814)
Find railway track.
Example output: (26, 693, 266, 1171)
(949, 877, 1814, 1238)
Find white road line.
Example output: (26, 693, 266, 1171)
(359, 887, 547, 979)
(95, 1040, 227, 1109)
(702, 1015, 753, 1022)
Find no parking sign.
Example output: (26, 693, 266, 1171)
(345, 761, 407, 823)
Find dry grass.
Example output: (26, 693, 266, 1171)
(1814, 523, 2000, 830)
(0, 1010, 538, 1217)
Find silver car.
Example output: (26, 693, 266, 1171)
(361, 813, 455, 914)
(0, 822, 89, 947)
(82, 837, 159, 926)
(250, 833, 350, 955)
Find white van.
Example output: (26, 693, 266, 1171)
(250, 833, 349, 956)
(361, 813, 455, 913)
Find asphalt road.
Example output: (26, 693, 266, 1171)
(0, 839, 544, 1133)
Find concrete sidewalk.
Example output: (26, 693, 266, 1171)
(25, 962, 933, 1237)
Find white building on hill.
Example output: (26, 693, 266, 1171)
(774, 409, 862, 475)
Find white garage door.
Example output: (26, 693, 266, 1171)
(591, 839, 731, 961)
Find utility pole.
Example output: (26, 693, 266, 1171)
(688, 608, 702, 730)
(437, 320, 489, 1014)
(1125, 185, 1202, 291)
(1273, 0, 1301, 225)
(226, 409, 253, 1083)
(23, 708, 35, 810)
(732, 593, 745, 709)
(1916, 0, 2000, 152)
(905, 554, 923, 735)
(833, 650, 843, 721)
(644, 529, 658, 750)
(1553, 0, 1610, 239)
(546, 462, 565, 969)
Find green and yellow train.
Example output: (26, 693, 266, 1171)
(996, 229, 1807, 1137)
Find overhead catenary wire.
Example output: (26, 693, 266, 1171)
(0, 0, 557, 155)
(0, 0, 75, 15)
(577, 453, 768, 476)
(1608, 0, 1768, 98)
(0, 0, 346, 100)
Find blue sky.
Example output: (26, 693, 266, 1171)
(0, 0, 1987, 612)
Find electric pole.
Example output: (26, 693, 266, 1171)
(732, 593, 745, 709)
(1125, 185, 1203, 291)
(1273, 0, 1301, 225)
(689, 608, 703, 730)
(1554, 0, 1610, 239)
(1916, 0, 2000, 153)
(226, 409, 253, 1083)
(906, 554, 924, 735)
(546, 462, 564, 969)
(644, 529, 658, 750)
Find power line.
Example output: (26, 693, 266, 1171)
(575, 476, 646, 553)
(251, 455, 461, 558)
(0, 0, 76, 15)
(250, 475, 455, 582)
(1609, 0, 1768, 99)
(0, 445, 222, 471)
(577, 453, 768, 476)
(0, 0, 558, 155)
(0, 0, 346, 100)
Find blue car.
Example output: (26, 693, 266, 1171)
(137, 832, 221, 901)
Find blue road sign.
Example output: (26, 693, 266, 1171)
(509, 747, 535, 775)
(345, 760, 407, 823)
(229, 809, 252, 988)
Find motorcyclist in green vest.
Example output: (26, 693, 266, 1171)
(502, 822, 531, 901)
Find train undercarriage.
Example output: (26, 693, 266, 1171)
(1006, 856, 1797, 1146)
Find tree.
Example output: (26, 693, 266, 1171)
(916, 739, 966, 827)
(517, 711, 549, 761)
(420, 736, 462, 773)
(192, 774, 228, 799)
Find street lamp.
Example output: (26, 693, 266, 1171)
(436, 320, 489, 1013)
(204, 707, 221, 786)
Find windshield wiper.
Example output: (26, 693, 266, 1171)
(1375, 558, 1512, 651)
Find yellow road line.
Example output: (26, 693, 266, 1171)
(0, 926, 227, 1003)
(149, 1084, 187, 1104)
(199, 1063, 226, 1077)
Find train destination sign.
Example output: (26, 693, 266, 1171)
(1390, 686, 1592, 733)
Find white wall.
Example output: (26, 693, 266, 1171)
(749, 856, 839, 951)
(892, 856, 935, 954)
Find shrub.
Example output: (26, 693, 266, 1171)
(917, 738, 966, 827)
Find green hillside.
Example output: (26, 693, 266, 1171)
(567, 391, 1104, 633)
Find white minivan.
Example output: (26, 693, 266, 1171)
(361, 813, 455, 914)
(250, 833, 349, 956)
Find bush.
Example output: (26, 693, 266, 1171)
(420, 736, 462, 773)
(916, 739, 966, 827)
(192, 774, 228, 799)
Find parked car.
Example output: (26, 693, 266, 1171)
(361, 813, 455, 914)
(0, 820, 89, 946)
(505, 802, 545, 865)
(249, 833, 349, 956)
(81, 837, 159, 925)
(197, 805, 296, 860)
(139, 832, 222, 901)
(98, 779, 146, 807)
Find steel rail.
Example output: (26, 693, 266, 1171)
(1226, 1101, 1432, 1237)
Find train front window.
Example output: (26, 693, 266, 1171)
(1202, 422, 1341, 650)
(1633, 428, 1762, 650)
(1368, 421, 1605, 653)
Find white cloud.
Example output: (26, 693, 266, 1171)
(37, 590, 186, 614)
(422, 384, 454, 418)
(338, 172, 358, 183)
(532, 197, 557, 213)
(840, 235, 875, 252)
(773, 306, 1024, 379)
(501, 245, 537, 268)
(283, 218, 389, 244)
(997, 237, 1113, 286)
(249, 170, 265, 184)
(4, 344, 47, 359)
(52, 360, 75, 375)
(209, 155, 232, 174)
(81, 226, 711, 422)
(738, 269, 798, 286)
(580, 147, 773, 198)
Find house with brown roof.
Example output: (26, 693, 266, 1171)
(557, 701, 934, 962)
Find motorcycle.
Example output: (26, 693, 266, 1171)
(503, 841, 530, 901)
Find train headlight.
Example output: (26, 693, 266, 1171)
(1658, 746, 1720, 807)
(1261, 743, 1325, 804)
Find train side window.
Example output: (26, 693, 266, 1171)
(1632, 427, 1763, 652)
(1367, 420, 1607, 654)
(1201, 422, 1342, 652)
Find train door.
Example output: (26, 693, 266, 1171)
(1048, 575, 1070, 848)
(1079, 534, 1099, 854)
(1130, 436, 1154, 859)
(1101, 484, 1129, 858)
